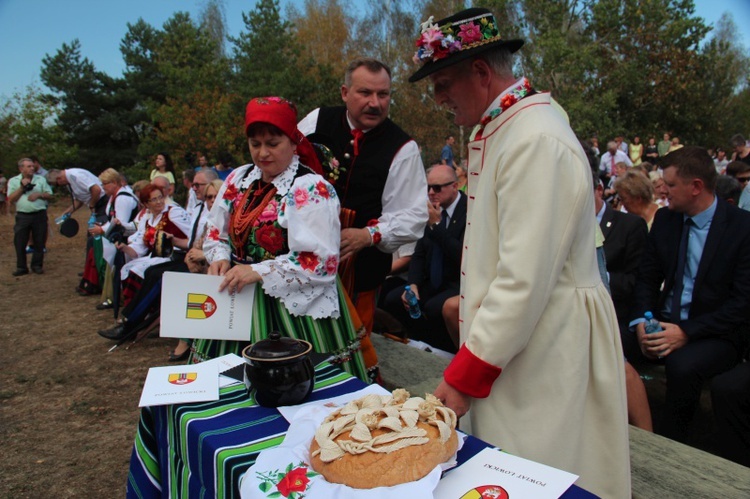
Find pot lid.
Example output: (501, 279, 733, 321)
(245, 331, 312, 361)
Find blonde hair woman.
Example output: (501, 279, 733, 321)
(615, 170, 659, 229)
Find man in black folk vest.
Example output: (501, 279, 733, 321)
(298, 58, 428, 380)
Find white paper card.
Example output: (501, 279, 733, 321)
(201, 353, 245, 387)
(435, 447, 578, 499)
(160, 272, 255, 341)
(138, 362, 219, 407)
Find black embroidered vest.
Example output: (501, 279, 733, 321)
(309, 106, 411, 292)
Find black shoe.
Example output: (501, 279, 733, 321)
(31, 267, 44, 274)
(96, 300, 113, 310)
(168, 348, 190, 362)
(12, 268, 29, 276)
(98, 324, 127, 340)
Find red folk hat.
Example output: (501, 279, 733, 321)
(408, 8, 524, 83)
(244, 97, 322, 175)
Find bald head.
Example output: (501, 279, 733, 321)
(152, 176, 172, 197)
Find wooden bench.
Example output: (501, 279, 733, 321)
(372, 333, 750, 497)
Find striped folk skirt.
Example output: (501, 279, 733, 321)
(189, 280, 369, 383)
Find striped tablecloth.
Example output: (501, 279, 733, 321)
(126, 362, 596, 498)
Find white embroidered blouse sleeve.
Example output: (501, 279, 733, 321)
(252, 174, 341, 319)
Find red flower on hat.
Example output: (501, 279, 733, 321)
(296, 252, 320, 272)
(459, 22, 482, 44)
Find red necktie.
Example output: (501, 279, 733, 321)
(351, 129, 365, 157)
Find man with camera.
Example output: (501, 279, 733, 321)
(8, 158, 53, 276)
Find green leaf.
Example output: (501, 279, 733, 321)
(286, 462, 294, 473)
(268, 492, 282, 498)
(259, 481, 271, 493)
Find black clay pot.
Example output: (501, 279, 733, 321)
(241, 331, 315, 408)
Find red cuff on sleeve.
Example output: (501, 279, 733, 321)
(444, 344, 502, 398)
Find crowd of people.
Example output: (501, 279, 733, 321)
(5, 6, 750, 496)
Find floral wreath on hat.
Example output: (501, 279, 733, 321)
(413, 14, 501, 64)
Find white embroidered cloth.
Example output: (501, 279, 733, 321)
(240, 401, 464, 498)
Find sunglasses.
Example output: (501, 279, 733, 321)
(205, 194, 216, 200)
(427, 181, 455, 193)
(737, 176, 750, 184)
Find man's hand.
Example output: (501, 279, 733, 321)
(434, 380, 472, 418)
(427, 201, 441, 226)
(340, 227, 371, 261)
(638, 321, 689, 359)
(88, 223, 105, 236)
(27, 192, 41, 201)
(400, 284, 420, 310)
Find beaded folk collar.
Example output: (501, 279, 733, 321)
(476, 78, 534, 138)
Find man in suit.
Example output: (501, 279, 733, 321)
(594, 178, 648, 332)
(383, 164, 466, 352)
(625, 146, 750, 443)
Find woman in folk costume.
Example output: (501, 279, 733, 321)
(115, 183, 191, 306)
(409, 8, 630, 498)
(190, 97, 368, 382)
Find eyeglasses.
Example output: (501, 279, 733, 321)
(148, 195, 165, 204)
(427, 181, 455, 193)
(205, 194, 216, 201)
(737, 176, 750, 184)
(192, 182, 207, 189)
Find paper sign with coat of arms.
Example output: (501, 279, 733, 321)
(160, 272, 255, 341)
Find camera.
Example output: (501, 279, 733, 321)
(23, 182, 35, 193)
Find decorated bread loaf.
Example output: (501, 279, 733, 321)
(309, 389, 458, 489)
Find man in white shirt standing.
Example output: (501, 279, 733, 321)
(298, 57, 428, 381)
(599, 140, 632, 182)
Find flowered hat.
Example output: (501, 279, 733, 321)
(244, 97, 322, 175)
(408, 8, 523, 83)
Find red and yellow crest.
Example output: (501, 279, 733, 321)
(460, 485, 510, 499)
(168, 372, 197, 385)
(186, 293, 217, 319)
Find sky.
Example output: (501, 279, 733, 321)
(0, 0, 749, 100)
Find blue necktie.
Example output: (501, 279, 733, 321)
(671, 218, 693, 321)
(430, 210, 448, 289)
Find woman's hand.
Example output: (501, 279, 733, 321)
(88, 224, 105, 236)
(208, 259, 231, 276)
(115, 242, 137, 259)
(218, 264, 262, 293)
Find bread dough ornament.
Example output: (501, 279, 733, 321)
(309, 389, 459, 489)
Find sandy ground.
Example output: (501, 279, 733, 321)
(0, 199, 176, 496)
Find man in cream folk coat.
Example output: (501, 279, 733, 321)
(409, 8, 630, 498)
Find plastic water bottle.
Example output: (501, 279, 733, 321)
(54, 213, 70, 225)
(88, 213, 101, 241)
(644, 311, 662, 334)
(404, 285, 421, 319)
